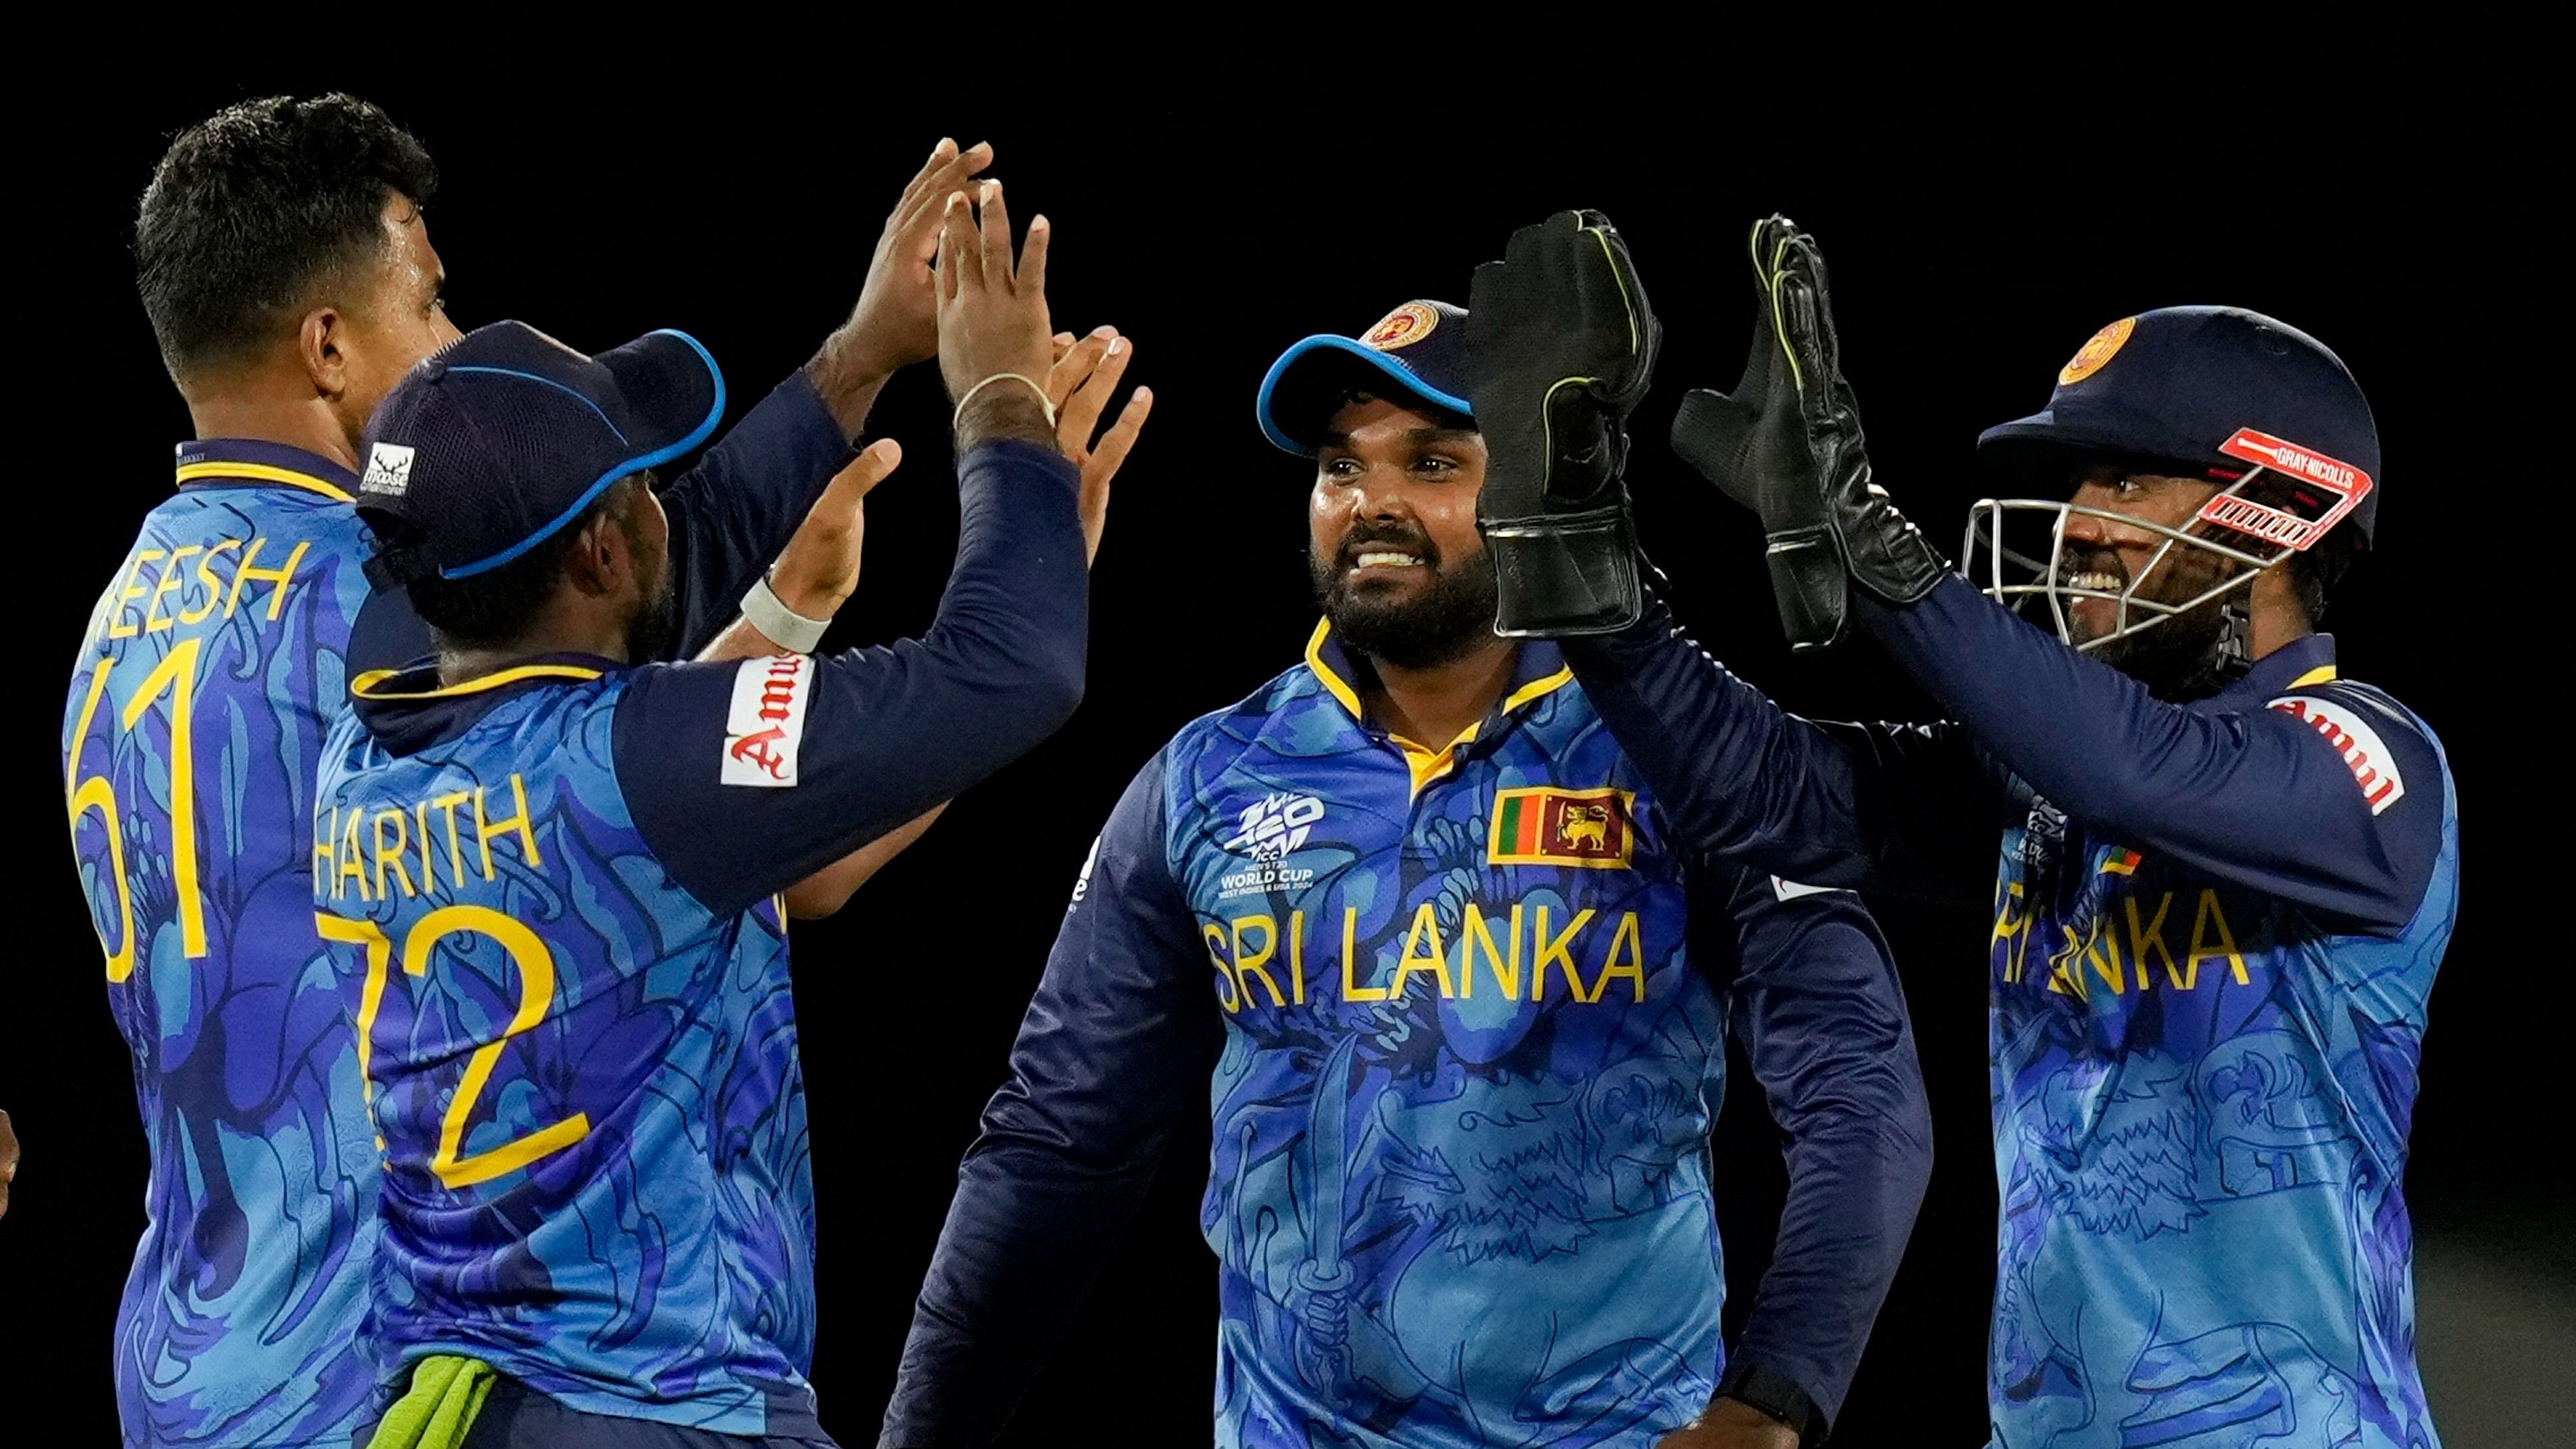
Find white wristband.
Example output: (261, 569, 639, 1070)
(953, 371, 1057, 427)
(740, 571, 831, 654)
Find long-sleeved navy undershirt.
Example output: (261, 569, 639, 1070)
(1563, 574, 2442, 932)
(882, 642, 1933, 1445)
(354, 439, 1086, 919)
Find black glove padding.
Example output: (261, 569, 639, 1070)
(1468, 209, 1660, 636)
(1670, 216, 1946, 651)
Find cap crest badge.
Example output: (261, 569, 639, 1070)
(1363, 302, 1440, 351)
(2058, 316, 2136, 385)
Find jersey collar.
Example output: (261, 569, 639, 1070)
(2214, 632, 2339, 706)
(1304, 620, 1577, 793)
(350, 651, 614, 755)
(174, 437, 360, 503)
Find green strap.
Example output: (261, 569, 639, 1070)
(364, 1354, 498, 1449)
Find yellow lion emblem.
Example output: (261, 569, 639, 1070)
(1556, 803, 1610, 850)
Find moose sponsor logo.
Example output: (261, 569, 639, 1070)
(360, 442, 417, 496)
(721, 653, 813, 787)
(1489, 786, 1635, 869)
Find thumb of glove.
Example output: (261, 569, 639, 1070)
(1670, 387, 1767, 514)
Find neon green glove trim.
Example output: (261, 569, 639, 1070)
(364, 1354, 498, 1449)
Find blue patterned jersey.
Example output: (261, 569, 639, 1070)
(1985, 683, 2453, 1449)
(61, 378, 858, 1448)
(1566, 576, 2460, 1449)
(65, 441, 382, 1448)
(309, 439, 1085, 1434)
(313, 666, 817, 1432)
(887, 628, 1932, 1449)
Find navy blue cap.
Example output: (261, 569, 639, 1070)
(357, 319, 725, 582)
(1257, 300, 1473, 455)
(1977, 305, 2381, 543)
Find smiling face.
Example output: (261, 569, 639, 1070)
(2054, 461, 2275, 695)
(1306, 395, 1497, 668)
(2058, 465, 2235, 643)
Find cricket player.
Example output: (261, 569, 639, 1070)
(882, 284, 1933, 1448)
(69, 94, 997, 1446)
(315, 183, 1090, 1446)
(1551, 220, 2456, 1446)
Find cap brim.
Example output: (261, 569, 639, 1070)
(1255, 335, 1473, 455)
(445, 329, 726, 580)
(596, 329, 727, 463)
(1974, 407, 2213, 486)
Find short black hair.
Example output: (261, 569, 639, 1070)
(397, 476, 649, 650)
(135, 94, 437, 380)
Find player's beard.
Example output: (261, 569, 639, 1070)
(2060, 542, 2248, 702)
(620, 513, 679, 662)
(624, 574, 678, 662)
(1308, 527, 1498, 670)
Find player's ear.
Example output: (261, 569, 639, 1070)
(297, 306, 351, 401)
(563, 511, 624, 598)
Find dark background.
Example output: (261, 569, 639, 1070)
(6, 36, 2567, 1448)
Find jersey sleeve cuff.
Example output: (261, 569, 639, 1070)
(1717, 1358, 1829, 1445)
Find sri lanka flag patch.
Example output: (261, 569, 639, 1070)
(1489, 787, 1635, 868)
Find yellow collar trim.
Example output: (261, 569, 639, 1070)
(1304, 619, 1366, 719)
(1306, 620, 1576, 797)
(351, 663, 606, 701)
(1304, 620, 1576, 722)
(1390, 723, 1480, 797)
(2287, 664, 2338, 688)
(1501, 665, 1576, 714)
(174, 460, 356, 503)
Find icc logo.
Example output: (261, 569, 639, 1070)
(1223, 792, 1325, 862)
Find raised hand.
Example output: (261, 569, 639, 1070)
(766, 439, 901, 618)
(1045, 327, 1153, 563)
(695, 440, 902, 661)
(833, 141, 997, 375)
(1465, 208, 1660, 636)
(1670, 216, 1944, 652)
(937, 182, 1057, 450)
(809, 139, 998, 435)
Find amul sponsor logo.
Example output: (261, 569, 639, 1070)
(2269, 694, 2406, 815)
(721, 654, 813, 787)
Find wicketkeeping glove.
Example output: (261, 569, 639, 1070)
(1670, 216, 1946, 650)
(1467, 210, 1660, 636)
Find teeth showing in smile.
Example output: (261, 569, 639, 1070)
(1354, 551, 1422, 568)
(2063, 570, 2123, 593)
